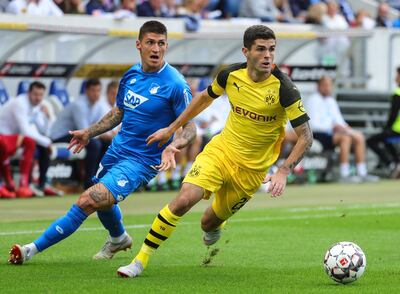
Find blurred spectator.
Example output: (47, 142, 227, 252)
(166, 0, 177, 15)
(207, 0, 239, 18)
(6, 0, 64, 16)
(376, 2, 393, 28)
(386, 0, 400, 11)
(113, 0, 136, 18)
(49, 78, 105, 189)
(367, 66, 400, 178)
(275, 0, 294, 22)
(289, 0, 317, 21)
(305, 2, 327, 24)
(0, 81, 53, 198)
(85, 0, 115, 15)
(319, 0, 350, 69)
(137, 0, 170, 17)
(59, 0, 85, 14)
(239, 0, 287, 22)
(176, 0, 208, 31)
(336, 0, 355, 25)
(322, 0, 348, 30)
(304, 76, 379, 183)
(98, 80, 119, 155)
(354, 9, 376, 29)
(1, 0, 10, 12)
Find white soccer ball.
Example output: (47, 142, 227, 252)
(323, 241, 366, 284)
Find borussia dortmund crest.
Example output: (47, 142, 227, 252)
(265, 89, 276, 106)
(265, 94, 276, 106)
(188, 164, 201, 178)
(298, 100, 305, 113)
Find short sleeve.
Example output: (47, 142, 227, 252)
(207, 63, 246, 99)
(116, 82, 126, 110)
(279, 79, 309, 128)
(207, 72, 226, 98)
(172, 81, 192, 118)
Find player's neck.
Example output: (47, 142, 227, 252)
(141, 61, 166, 73)
(247, 68, 270, 83)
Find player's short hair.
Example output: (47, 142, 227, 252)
(243, 25, 276, 49)
(85, 78, 101, 90)
(139, 20, 167, 40)
(397, 66, 400, 75)
(28, 81, 46, 92)
(107, 80, 119, 92)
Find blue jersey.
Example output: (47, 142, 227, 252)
(110, 62, 192, 166)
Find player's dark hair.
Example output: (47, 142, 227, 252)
(243, 25, 275, 49)
(28, 81, 46, 92)
(397, 66, 400, 75)
(139, 21, 167, 40)
(85, 78, 101, 90)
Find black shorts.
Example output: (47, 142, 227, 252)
(313, 132, 335, 150)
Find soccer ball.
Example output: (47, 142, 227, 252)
(323, 241, 366, 284)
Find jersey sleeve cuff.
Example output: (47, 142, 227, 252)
(290, 114, 310, 128)
(207, 86, 219, 99)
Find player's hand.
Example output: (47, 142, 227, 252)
(68, 129, 90, 154)
(146, 127, 174, 147)
(156, 145, 180, 171)
(263, 167, 288, 198)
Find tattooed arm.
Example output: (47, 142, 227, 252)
(156, 121, 197, 171)
(87, 106, 124, 138)
(279, 121, 313, 175)
(68, 106, 124, 153)
(264, 121, 313, 197)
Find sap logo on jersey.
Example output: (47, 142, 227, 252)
(124, 90, 149, 109)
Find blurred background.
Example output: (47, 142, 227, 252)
(0, 0, 399, 198)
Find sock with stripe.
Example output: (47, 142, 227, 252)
(133, 204, 181, 268)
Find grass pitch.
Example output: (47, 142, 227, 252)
(0, 180, 399, 293)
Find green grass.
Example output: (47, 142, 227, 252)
(1, 180, 400, 293)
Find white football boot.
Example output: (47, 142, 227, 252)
(93, 234, 132, 260)
(203, 221, 226, 246)
(9, 244, 33, 265)
(117, 260, 144, 278)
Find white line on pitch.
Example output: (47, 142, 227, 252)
(1, 209, 399, 236)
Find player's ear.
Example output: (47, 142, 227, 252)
(242, 47, 248, 58)
(136, 39, 141, 51)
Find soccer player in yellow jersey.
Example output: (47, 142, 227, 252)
(117, 25, 313, 278)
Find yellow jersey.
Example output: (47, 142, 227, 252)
(207, 63, 309, 172)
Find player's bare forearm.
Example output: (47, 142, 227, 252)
(170, 122, 197, 149)
(279, 121, 313, 174)
(87, 107, 124, 138)
(169, 90, 214, 132)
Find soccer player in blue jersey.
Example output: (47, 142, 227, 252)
(8, 20, 196, 265)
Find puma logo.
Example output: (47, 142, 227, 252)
(233, 82, 242, 92)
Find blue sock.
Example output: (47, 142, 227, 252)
(33, 204, 87, 252)
(97, 204, 125, 237)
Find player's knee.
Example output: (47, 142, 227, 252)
(76, 191, 99, 215)
(170, 195, 192, 215)
(201, 215, 214, 232)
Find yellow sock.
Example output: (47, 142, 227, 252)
(133, 205, 181, 268)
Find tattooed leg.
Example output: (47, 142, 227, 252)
(77, 183, 116, 215)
